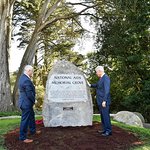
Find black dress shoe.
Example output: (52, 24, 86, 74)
(97, 130, 105, 134)
(101, 132, 112, 136)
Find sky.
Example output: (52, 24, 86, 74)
(9, 39, 25, 72)
(9, 1, 96, 72)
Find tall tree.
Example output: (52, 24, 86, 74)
(12, 0, 97, 107)
(0, 0, 16, 111)
(88, 0, 150, 120)
(12, 0, 63, 106)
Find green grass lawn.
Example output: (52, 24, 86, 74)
(112, 120, 150, 150)
(0, 111, 21, 117)
(0, 118, 20, 150)
(94, 115, 150, 150)
(0, 115, 150, 150)
(0, 116, 42, 150)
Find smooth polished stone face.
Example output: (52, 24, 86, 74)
(47, 74, 88, 102)
(42, 60, 93, 127)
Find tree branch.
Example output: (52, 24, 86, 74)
(44, 0, 62, 22)
(37, 3, 98, 32)
(10, 0, 16, 5)
(37, 14, 75, 32)
(66, 2, 94, 8)
(38, 0, 51, 23)
(72, 18, 96, 35)
(78, 13, 101, 20)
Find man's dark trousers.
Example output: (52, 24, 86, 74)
(99, 105, 111, 133)
(19, 108, 36, 140)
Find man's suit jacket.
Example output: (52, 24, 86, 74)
(18, 74, 35, 109)
(91, 74, 111, 106)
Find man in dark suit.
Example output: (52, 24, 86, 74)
(90, 66, 112, 136)
(18, 65, 40, 143)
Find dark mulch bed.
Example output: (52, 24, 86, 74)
(4, 122, 142, 150)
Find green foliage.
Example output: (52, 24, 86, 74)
(10, 72, 17, 92)
(88, 0, 150, 121)
(35, 85, 45, 111)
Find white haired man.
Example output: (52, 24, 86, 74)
(90, 66, 112, 136)
(18, 65, 40, 143)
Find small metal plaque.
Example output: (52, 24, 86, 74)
(63, 107, 73, 111)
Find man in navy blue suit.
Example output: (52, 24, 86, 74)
(18, 65, 40, 143)
(90, 66, 112, 136)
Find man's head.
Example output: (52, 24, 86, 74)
(24, 65, 33, 78)
(95, 66, 104, 77)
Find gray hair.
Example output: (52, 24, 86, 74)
(95, 66, 104, 72)
(24, 65, 33, 73)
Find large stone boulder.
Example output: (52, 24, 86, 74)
(42, 60, 93, 127)
(133, 112, 145, 123)
(113, 111, 143, 127)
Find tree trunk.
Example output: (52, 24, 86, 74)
(0, 0, 14, 111)
(12, 30, 39, 106)
(12, 0, 62, 107)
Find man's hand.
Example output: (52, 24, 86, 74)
(102, 101, 106, 107)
